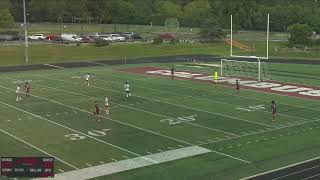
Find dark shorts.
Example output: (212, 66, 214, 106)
(94, 108, 99, 114)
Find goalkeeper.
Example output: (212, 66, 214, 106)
(214, 71, 218, 83)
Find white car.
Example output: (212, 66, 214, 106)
(109, 34, 125, 41)
(61, 34, 82, 42)
(98, 35, 113, 41)
(28, 34, 45, 40)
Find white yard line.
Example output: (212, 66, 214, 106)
(199, 118, 320, 146)
(0, 85, 192, 147)
(33, 146, 212, 180)
(0, 85, 251, 164)
(33, 76, 240, 136)
(303, 173, 320, 180)
(240, 157, 320, 180)
(0, 100, 156, 164)
(77, 81, 277, 128)
(0, 128, 78, 170)
(31, 75, 276, 129)
(272, 164, 320, 180)
(95, 71, 320, 112)
(93, 78, 311, 122)
(24, 81, 238, 139)
(43, 64, 64, 69)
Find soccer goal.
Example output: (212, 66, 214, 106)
(220, 56, 271, 81)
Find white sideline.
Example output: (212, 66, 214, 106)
(33, 146, 211, 180)
(240, 156, 320, 180)
(0, 128, 78, 170)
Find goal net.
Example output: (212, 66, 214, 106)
(220, 57, 271, 81)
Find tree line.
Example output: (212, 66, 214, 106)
(3, 0, 320, 33)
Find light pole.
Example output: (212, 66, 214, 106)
(23, 0, 28, 64)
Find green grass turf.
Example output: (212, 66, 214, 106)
(1, 40, 320, 67)
(0, 62, 320, 179)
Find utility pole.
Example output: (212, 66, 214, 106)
(23, 0, 29, 64)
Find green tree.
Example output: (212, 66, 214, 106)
(154, 1, 182, 25)
(182, 0, 211, 27)
(0, 9, 15, 28)
(199, 16, 224, 42)
(288, 24, 313, 47)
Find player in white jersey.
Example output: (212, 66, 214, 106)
(16, 85, 22, 101)
(85, 73, 90, 86)
(124, 81, 131, 98)
(104, 96, 109, 114)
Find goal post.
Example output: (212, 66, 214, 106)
(230, 13, 270, 60)
(220, 56, 271, 81)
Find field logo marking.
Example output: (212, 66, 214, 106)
(160, 115, 197, 125)
(236, 104, 265, 112)
(126, 67, 320, 99)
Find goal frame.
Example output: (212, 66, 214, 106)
(220, 56, 262, 81)
(230, 13, 270, 60)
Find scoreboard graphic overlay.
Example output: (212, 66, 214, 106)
(1, 157, 54, 178)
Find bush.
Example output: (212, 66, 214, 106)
(94, 39, 109, 47)
(169, 38, 179, 44)
(152, 36, 163, 45)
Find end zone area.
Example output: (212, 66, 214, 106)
(0, 62, 320, 179)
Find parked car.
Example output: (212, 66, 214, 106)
(80, 35, 95, 43)
(28, 34, 45, 40)
(109, 34, 125, 41)
(61, 33, 82, 42)
(98, 34, 113, 41)
(45, 34, 60, 41)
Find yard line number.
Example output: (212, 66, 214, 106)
(236, 104, 265, 112)
(65, 129, 111, 141)
(160, 115, 197, 125)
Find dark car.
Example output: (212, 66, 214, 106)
(80, 35, 96, 43)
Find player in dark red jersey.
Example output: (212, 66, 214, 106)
(25, 81, 31, 97)
(93, 101, 100, 121)
(271, 100, 277, 120)
(236, 80, 240, 94)
(171, 65, 175, 80)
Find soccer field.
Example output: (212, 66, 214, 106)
(0, 62, 320, 179)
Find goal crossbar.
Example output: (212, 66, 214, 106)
(221, 57, 266, 81)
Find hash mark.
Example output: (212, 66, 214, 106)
(111, 158, 117, 162)
(99, 161, 104, 164)
(58, 169, 65, 173)
(178, 145, 185, 148)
